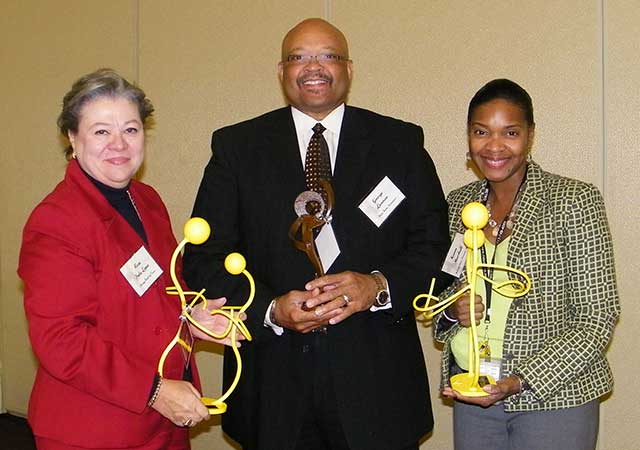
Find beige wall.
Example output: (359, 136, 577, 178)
(1, 0, 139, 417)
(1, 1, 636, 449)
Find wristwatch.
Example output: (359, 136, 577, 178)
(371, 272, 390, 307)
(513, 371, 531, 393)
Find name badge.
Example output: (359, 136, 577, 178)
(479, 358, 502, 381)
(120, 246, 163, 296)
(442, 233, 467, 278)
(358, 176, 406, 227)
(316, 223, 340, 273)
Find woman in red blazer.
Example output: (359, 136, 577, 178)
(19, 69, 235, 449)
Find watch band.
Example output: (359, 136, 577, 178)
(514, 372, 531, 393)
(268, 298, 279, 326)
(371, 272, 390, 307)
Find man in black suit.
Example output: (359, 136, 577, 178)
(183, 18, 450, 450)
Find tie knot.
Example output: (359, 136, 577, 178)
(312, 123, 326, 135)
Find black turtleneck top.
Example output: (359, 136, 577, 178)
(82, 169, 148, 244)
(80, 167, 194, 384)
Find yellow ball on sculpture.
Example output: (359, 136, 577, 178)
(184, 217, 210, 245)
(464, 229, 485, 249)
(461, 202, 489, 230)
(225, 253, 246, 275)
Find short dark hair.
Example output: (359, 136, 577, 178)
(467, 79, 534, 127)
(57, 68, 154, 159)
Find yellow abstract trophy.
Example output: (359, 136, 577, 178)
(413, 202, 531, 396)
(160, 217, 254, 414)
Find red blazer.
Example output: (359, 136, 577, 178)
(19, 161, 195, 447)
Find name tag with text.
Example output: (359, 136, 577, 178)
(358, 176, 406, 227)
(120, 246, 163, 296)
(442, 233, 467, 278)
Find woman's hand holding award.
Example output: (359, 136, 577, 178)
(413, 202, 531, 396)
(160, 217, 254, 414)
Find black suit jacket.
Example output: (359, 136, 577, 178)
(184, 106, 450, 450)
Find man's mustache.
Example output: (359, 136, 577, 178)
(297, 72, 332, 85)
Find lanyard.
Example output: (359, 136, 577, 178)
(479, 220, 508, 323)
(479, 176, 527, 323)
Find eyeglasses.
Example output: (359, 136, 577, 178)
(283, 53, 350, 65)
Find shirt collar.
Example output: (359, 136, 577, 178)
(290, 104, 345, 137)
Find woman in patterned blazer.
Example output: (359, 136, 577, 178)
(435, 79, 620, 450)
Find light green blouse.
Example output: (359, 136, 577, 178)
(451, 236, 512, 371)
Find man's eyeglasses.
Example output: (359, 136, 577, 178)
(283, 54, 350, 65)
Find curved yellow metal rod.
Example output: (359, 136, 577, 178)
(413, 202, 532, 397)
(159, 218, 254, 414)
(413, 280, 471, 318)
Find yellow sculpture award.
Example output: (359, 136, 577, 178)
(160, 217, 254, 414)
(413, 202, 531, 396)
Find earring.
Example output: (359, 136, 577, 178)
(526, 152, 532, 162)
(72, 152, 77, 160)
(466, 152, 472, 162)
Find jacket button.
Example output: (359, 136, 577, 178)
(154, 326, 162, 335)
(302, 344, 310, 353)
(512, 299, 522, 308)
(504, 352, 514, 360)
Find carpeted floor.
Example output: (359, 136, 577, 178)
(0, 413, 36, 450)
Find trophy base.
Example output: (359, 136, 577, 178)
(202, 397, 227, 415)
(450, 373, 496, 397)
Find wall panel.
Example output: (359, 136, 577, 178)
(601, 1, 640, 449)
(333, 1, 604, 448)
(0, 0, 137, 414)
(334, 0, 603, 193)
(0, 2, 635, 450)
(138, 0, 324, 226)
(136, 3, 323, 447)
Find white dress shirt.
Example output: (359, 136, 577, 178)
(264, 104, 390, 335)
(291, 103, 344, 173)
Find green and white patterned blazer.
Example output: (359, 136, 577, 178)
(435, 161, 620, 411)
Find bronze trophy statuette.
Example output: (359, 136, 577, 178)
(288, 178, 334, 278)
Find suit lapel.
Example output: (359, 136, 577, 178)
(333, 107, 374, 207)
(450, 164, 546, 283)
(456, 182, 486, 234)
(507, 163, 546, 270)
(67, 161, 147, 260)
(265, 106, 375, 214)
(264, 107, 306, 196)
(452, 182, 485, 285)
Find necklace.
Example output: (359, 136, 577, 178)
(482, 171, 527, 238)
(486, 201, 518, 237)
(127, 190, 142, 221)
(477, 169, 528, 357)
